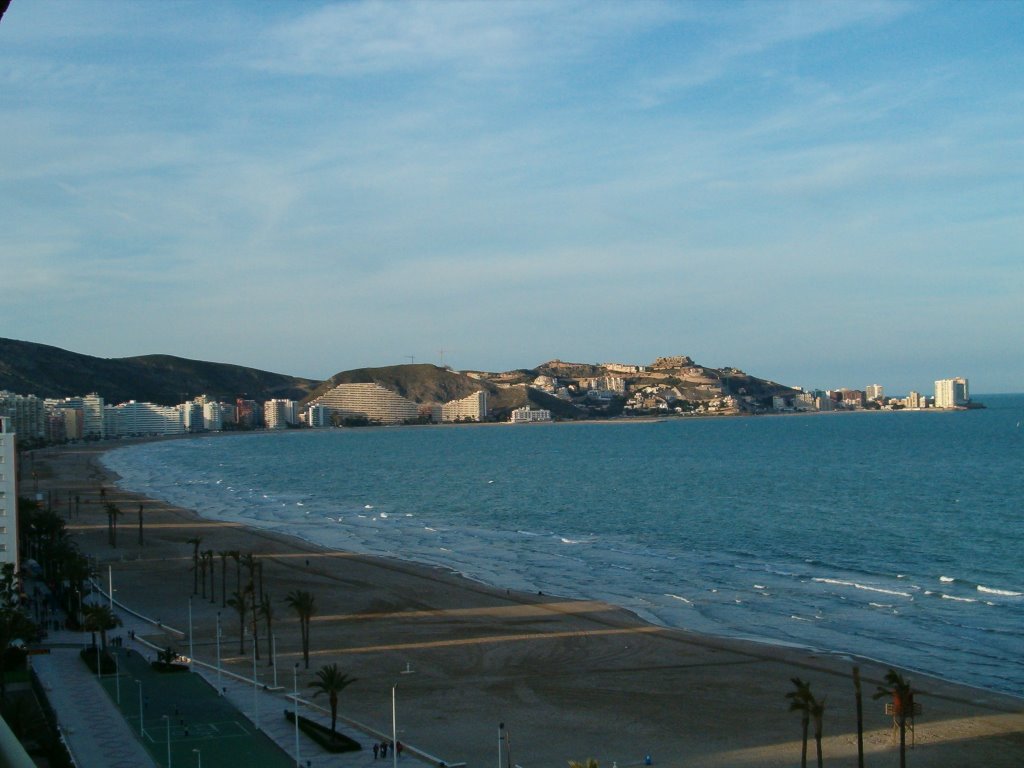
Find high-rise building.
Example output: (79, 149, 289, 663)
(934, 377, 970, 408)
(0, 417, 18, 571)
(264, 399, 298, 429)
(441, 391, 488, 422)
(865, 384, 884, 401)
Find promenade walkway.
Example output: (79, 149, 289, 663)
(31, 582, 448, 768)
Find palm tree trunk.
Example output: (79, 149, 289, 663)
(801, 717, 808, 768)
(853, 666, 864, 768)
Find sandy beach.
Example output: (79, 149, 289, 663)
(25, 439, 1024, 767)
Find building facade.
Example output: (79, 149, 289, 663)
(310, 383, 421, 425)
(510, 406, 552, 423)
(935, 377, 970, 409)
(0, 417, 18, 571)
(441, 391, 488, 422)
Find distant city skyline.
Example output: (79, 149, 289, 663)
(1, 2, 1021, 394)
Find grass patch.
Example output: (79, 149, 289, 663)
(284, 709, 361, 753)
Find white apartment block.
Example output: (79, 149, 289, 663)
(109, 401, 186, 437)
(510, 406, 552, 423)
(305, 403, 331, 428)
(265, 399, 298, 429)
(0, 392, 46, 441)
(935, 377, 969, 409)
(441, 391, 487, 422)
(203, 400, 224, 431)
(0, 417, 18, 571)
(865, 384, 884, 401)
(311, 383, 421, 424)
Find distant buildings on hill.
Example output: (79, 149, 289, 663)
(0, 416, 16, 571)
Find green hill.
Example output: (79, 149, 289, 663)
(0, 338, 319, 405)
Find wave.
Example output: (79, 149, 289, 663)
(941, 594, 978, 603)
(940, 575, 955, 583)
(813, 578, 912, 599)
(664, 593, 692, 605)
(978, 585, 1022, 597)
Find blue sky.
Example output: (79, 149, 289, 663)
(1, 1, 1021, 393)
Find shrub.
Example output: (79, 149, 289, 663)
(284, 709, 360, 753)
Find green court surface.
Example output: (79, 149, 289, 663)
(97, 647, 295, 768)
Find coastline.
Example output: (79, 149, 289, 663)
(28, 438, 1024, 767)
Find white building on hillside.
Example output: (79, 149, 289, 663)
(310, 383, 420, 424)
(0, 417, 18, 572)
(442, 391, 487, 422)
(109, 401, 186, 437)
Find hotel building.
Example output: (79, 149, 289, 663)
(441, 391, 488, 422)
(310, 383, 421, 424)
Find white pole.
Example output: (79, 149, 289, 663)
(293, 663, 300, 767)
(216, 612, 222, 694)
(392, 684, 398, 768)
(252, 631, 259, 729)
(163, 715, 172, 768)
(136, 680, 145, 738)
(193, 748, 202, 768)
(108, 565, 114, 611)
(188, 596, 194, 663)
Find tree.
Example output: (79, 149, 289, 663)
(261, 592, 275, 665)
(104, 502, 122, 548)
(0, 607, 36, 703)
(787, 677, 812, 768)
(285, 590, 316, 669)
(227, 588, 250, 655)
(568, 761, 599, 768)
(874, 669, 914, 768)
(308, 663, 357, 741)
(218, 550, 231, 606)
(810, 693, 826, 768)
(187, 537, 202, 595)
(249, 584, 261, 661)
(204, 550, 216, 604)
(82, 603, 121, 652)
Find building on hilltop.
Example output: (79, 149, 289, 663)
(441, 391, 487, 422)
(0, 417, 19, 572)
(935, 377, 969, 408)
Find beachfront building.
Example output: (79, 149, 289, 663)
(441, 391, 488, 422)
(108, 401, 186, 437)
(0, 392, 46, 442)
(305, 403, 331, 428)
(510, 406, 552, 423)
(0, 417, 18, 571)
(264, 399, 298, 429)
(935, 377, 970, 409)
(310, 382, 420, 425)
(865, 384, 884, 402)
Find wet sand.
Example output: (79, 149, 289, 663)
(25, 439, 1024, 767)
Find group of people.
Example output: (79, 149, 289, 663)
(372, 740, 403, 760)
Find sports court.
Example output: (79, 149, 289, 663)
(97, 646, 295, 768)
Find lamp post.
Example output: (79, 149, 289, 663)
(136, 679, 146, 738)
(293, 663, 301, 767)
(272, 634, 278, 688)
(392, 684, 398, 768)
(188, 596, 194, 663)
(251, 630, 260, 729)
(108, 565, 114, 611)
(192, 748, 202, 768)
(215, 612, 222, 694)
(113, 650, 120, 705)
(162, 715, 172, 768)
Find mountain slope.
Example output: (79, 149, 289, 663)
(0, 338, 319, 405)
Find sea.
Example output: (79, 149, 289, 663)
(102, 394, 1024, 697)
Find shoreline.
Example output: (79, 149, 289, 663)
(27, 439, 1024, 767)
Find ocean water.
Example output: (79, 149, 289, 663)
(103, 394, 1024, 697)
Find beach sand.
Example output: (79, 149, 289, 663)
(25, 440, 1024, 767)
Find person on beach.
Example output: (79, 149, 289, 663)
(381, 741, 388, 759)
(373, 742, 380, 759)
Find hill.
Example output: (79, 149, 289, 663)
(0, 338, 319, 405)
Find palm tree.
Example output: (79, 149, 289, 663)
(198, 552, 208, 599)
(308, 663, 357, 741)
(810, 694, 826, 768)
(204, 550, 216, 604)
(187, 537, 202, 595)
(874, 669, 914, 768)
(82, 603, 121, 652)
(285, 589, 316, 669)
(227, 588, 250, 655)
(218, 550, 231, 606)
(261, 592, 275, 665)
(787, 677, 812, 768)
(104, 502, 122, 548)
(0, 607, 37, 703)
(230, 550, 242, 593)
(568, 760, 599, 768)
(249, 585, 261, 661)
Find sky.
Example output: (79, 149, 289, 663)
(1, 1, 1021, 394)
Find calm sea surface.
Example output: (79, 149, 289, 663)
(103, 394, 1024, 696)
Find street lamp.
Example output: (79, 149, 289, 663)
(293, 663, 301, 767)
(113, 649, 120, 704)
(192, 748, 202, 768)
(162, 715, 173, 768)
(392, 684, 398, 768)
(215, 612, 222, 694)
(188, 596, 194, 663)
(251, 629, 259, 729)
(135, 680, 146, 738)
